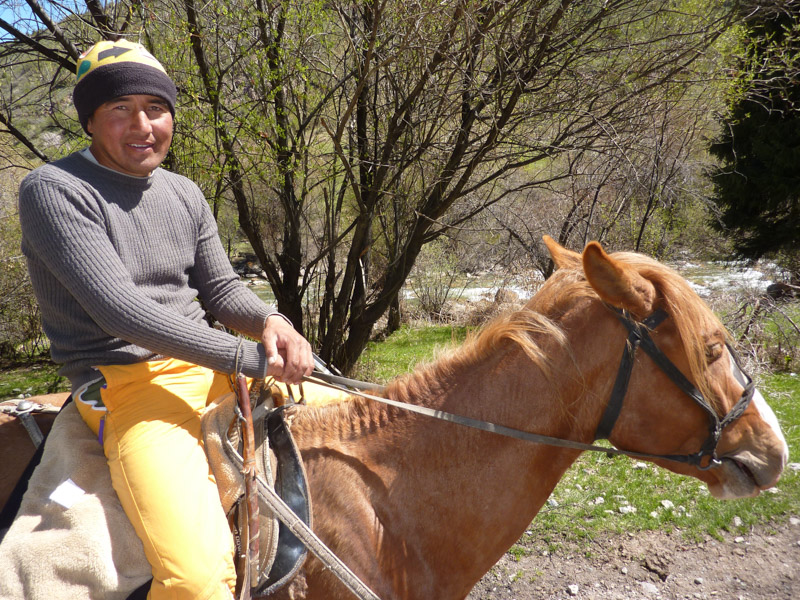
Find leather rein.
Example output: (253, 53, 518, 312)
(306, 306, 755, 470)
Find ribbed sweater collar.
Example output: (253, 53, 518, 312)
(69, 149, 158, 191)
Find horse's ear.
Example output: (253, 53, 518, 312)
(582, 241, 655, 316)
(543, 235, 581, 270)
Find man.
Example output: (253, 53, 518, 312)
(18, 39, 314, 599)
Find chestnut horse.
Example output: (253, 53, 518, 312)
(267, 237, 787, 599)
(0, 238, 788, 600)
(0, 392, 69, 512)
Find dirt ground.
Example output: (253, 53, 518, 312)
(467, 517, 800, 600)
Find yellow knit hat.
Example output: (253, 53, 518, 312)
(73, 39, 177, 133)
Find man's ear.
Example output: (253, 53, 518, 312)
(582, 241, 655, 316)
(543, 235, 581, 270)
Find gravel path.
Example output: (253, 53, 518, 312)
(468, 517, 800, 600)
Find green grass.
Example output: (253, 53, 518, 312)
(352, 324, 800, 542)
(0, 360, 68, 400)
(530, 381, 798, 543)
(352, 324, 471, 383)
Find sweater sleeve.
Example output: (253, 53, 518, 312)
(185, 184, 276, 338)
(19, 169, 270, 379)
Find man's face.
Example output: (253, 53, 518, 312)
(87, 94, 173, 177)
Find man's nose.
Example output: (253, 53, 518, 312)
(131, 109, 153, 132)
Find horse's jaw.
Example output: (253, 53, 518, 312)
(706, 457, 772, 499)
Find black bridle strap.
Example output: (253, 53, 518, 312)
(594, 309, 668, 440)
(595, 306, 755, 467)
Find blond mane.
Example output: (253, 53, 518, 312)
(292, 309, 565, 438)
(385, 309, 566, 406)
(386, 250, 726, 413)
(610, 252, 727, 410)
(295, 248, 726, 436)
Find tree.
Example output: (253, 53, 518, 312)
(708, 0, 800, 262)
(1, 0, 738, 372)
(0, 142, 43, 359)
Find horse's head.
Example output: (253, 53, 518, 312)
(543, 236, 788, 499)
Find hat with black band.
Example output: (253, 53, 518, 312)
(73, 39, 177, 134)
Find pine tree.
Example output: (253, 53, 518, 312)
(708, 2, 800, 261)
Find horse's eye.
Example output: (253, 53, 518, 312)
(705, 342, 723, 362)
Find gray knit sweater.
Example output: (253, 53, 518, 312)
(19, 151, 274, 391)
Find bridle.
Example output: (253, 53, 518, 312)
(594, 306, 755, 469)
(305, 305, 755, 470)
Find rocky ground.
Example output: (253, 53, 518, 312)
(467, 517, 800, 600)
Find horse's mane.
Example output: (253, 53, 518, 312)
(385, 308, 566, 406)
(295, 249, 725, 435)
(614, 251, 728, 412)
(293, 310, 565, 438)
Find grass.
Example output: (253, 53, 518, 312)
(353, 324, 800, 544)
(0, 359, 68, 400)
(352, 324, 471, 383)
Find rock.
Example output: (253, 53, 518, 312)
(660, 500, 674, 510)
(619, 505, 637, 514)
(640, 581, 659, 595)
(494, 288, 519, 304)
(567, 584, 580, 596)
(694, 577, 704, 585)
(766, 282, 799, 299)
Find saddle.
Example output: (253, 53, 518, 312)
(202, 382, 312, 597)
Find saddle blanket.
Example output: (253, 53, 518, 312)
(0, 401, 150, 599)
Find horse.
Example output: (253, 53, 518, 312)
(0, 237, 788, 600)
(265, 237, 788, 599)
(0, 392, 69, 512)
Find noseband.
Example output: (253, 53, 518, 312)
(594, 306, 755, 469)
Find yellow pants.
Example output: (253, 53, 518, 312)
(75, 358, 237, 600)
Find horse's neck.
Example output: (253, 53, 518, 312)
(292, 336, 592, 598)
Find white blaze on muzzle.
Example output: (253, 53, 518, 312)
(729, 355, 789, 467)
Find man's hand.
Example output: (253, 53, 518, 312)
(261, 314, 314, 385)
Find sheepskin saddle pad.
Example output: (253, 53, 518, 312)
(0, 385, 314, 600)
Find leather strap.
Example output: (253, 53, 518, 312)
(305, 372, 713, 464)
(594, 309, 668, 440)
(235, 374, 260, 598)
